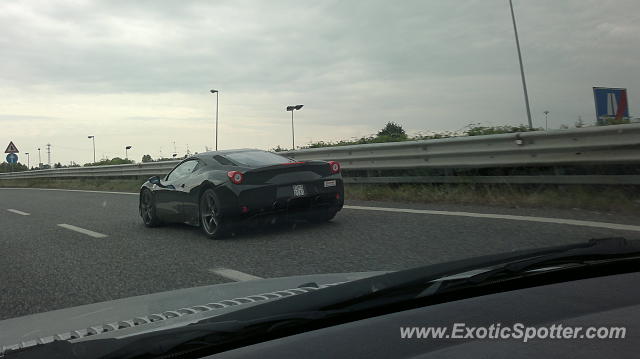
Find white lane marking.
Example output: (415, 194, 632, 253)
(0, 188, 137, 195)
(57, 224, 108, 238)
(6, 209, 30, 216)
(3, 188, 637, 232)
(343, 205, 640, 232)
(208, 268, 263, 282)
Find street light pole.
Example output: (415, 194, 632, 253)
(210, 89, 219, 151)
(25, 152, 30, 169)
(291, 110, 295, 149)
(37, 148, 41, 168)
(286, 104, 304, 149)
(125, 146, 132, 160)
(544, 110, 550, 131)
(88, 136, 96, 163)
(509, 0, 533, 129)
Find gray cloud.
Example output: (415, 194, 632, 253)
(1, 0, 639, 163)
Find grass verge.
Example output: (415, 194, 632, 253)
(0, 178, 142, 193)
(345, 183, 640, 215)
(2, 179, 639, 215)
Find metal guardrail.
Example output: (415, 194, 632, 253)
(344, 175, 640, 185)
(280, 123, 640, 169)
(1, 123, 639, 184)
(0, 161, 180, 179)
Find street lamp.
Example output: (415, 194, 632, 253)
(87, 136, 96, 163)
(37, 148, 41, 168)
(543, 110, 550, 131)
(509, 0, 533, 129)
(210, 89, 219, 151)
(286, 104, 304, 149)
(125, 145, 132, 160)
(25, 152, 30, 169)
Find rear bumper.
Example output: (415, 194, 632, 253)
(237, 192, 343, 222)
(216, 177, 344, 220)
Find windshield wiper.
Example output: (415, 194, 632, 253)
(9, 238, 640, 359)
(325, 237, 640, 312)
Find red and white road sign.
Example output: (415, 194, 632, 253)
(4, 141, 19, 153)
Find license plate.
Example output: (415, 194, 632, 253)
(292, 184, 305, 197)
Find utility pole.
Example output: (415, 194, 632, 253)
(210, 89, 219, 150)
(286, 104, 304, 149)
(543, 110, 550, 131)
(87, 136, 96, 163)
(509, 0, 533, 129)
(46, 143, 51, 167)
(37, 148, 41, 168)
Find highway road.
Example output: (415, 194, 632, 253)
(1, 187, 640, 321)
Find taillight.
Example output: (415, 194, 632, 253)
(328, 161, 341, 174)
(227, 171, 244, 184)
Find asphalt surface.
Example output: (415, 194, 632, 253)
(1, 188, 639, 320)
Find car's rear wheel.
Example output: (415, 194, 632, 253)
(200, 189, 226, 239)
(140, 189, 162, 227)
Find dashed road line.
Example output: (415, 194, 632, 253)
(6, 209, 30, 216)
(2, 188, 638, 232)
(208, 268, 263, 282)
(57, 224, 108, 238)
(343, 205, 640, 232)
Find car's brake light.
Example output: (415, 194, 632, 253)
(227, 171, 244, 184)
(328, 161, 341, 174)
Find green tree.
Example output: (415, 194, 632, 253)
(142, 154, 153, 162)
(0, 162, 28, 173)
(377, 122, 407, 140)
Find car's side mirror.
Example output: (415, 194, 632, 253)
(148, 176, 161, 185)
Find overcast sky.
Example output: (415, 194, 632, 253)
(1, 0, 638, 165)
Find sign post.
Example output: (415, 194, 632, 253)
(4, 141, 19, 154)
(593, 87, 630, 125)
(5, 141, 20, 173)
(6, 153, 18, 164)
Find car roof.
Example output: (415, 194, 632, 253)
(192, 148, 262, 160)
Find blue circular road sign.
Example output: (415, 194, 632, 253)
(6, 153, 18, 164)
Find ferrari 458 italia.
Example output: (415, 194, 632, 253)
(139, 149, 344, 238)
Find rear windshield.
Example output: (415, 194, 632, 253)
(222, 151, 293, 167)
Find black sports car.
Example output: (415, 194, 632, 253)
(139, 149, 344, 238)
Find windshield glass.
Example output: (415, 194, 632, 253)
(1, 0, 639, 357)
(223, 151, 293, 167)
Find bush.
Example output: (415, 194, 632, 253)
(0, 162, 28, 173)
(84, 157, 134, 166)
(465, 124, 541, 136)
(294, 122, 539, 150)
